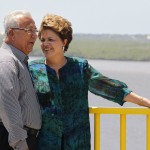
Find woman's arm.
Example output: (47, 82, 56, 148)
(124, 92, 150, 107)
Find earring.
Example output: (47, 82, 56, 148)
(62, 46, 65, 51)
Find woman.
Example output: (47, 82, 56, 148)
(29, 14, 150, 150)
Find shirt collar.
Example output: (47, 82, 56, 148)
(1, 42, 28, 63)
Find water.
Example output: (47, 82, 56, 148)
(30, 57, 150, 150)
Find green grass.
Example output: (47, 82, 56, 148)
(65, 35, 150, 61)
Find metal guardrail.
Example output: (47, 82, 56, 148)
(89, 107, 150, 150)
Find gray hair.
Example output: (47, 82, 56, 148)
(3, 10, 32, 34)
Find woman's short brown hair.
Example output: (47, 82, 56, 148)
(38, 14, 73, 52)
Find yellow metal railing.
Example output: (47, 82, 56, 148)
(89, 107, 150, 150)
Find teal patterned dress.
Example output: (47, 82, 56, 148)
(29, 57, 131, 150)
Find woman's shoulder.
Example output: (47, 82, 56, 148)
(29, 58, 45, 71)
(29, 58, 45, 66)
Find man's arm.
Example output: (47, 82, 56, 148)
(0, 61, 28, 150)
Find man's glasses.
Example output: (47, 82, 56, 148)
(11, 27, 38, 34)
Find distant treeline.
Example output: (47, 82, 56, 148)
(1, 34, 150, 61)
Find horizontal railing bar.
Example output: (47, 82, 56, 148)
(89, 107, 150, 115)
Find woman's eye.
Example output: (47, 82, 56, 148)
(48, 38, 55, 42)
(40, 39, 45, 42)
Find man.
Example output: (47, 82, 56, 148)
(0, 10, 41, 150)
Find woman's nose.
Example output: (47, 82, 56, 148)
(43, 40, 50, 45)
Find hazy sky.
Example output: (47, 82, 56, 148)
(1, 0, 150, 34)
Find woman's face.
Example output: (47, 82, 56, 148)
(40, 29, 66, 59)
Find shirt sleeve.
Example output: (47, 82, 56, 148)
(0, 61, 28, 149)
(87, 64, 132, 106)
(13, 140, 28, 150)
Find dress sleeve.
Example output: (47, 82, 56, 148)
(87, 64, 132, 106)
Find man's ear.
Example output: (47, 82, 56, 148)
(8, 29, 15, 41)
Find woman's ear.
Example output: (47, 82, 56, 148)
(63, 39, 68, 46)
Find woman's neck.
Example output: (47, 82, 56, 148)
(45, 56, 67, 70)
